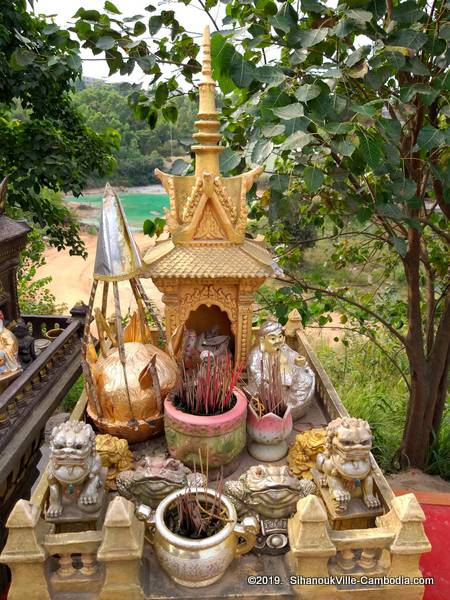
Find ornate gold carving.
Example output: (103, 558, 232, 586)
(213, 177, 237, 222)
(182, 177, 204, 222)
(179, 284, 237, 328)
(193, 204, 225, 239)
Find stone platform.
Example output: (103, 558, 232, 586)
(132, 398, 328, 599)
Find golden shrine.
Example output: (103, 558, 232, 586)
(143, 28, 273, 365)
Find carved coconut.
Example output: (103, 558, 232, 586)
(87, 341, 179, 443)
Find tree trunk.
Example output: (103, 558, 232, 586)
(401, 348, 450, 469)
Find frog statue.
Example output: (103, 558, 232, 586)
(46, 421, 104, 520)
(224, 465, 316, 554)
(247, 319, 315, 420)
(116, 455, 207, 509)
(316, 417, 381, 514)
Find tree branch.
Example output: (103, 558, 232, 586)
(197, 0, 220, 30)
(281, 274, 408, 347)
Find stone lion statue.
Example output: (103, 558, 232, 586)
(46, 421, 103, 519)
(316, 417, 381, 514)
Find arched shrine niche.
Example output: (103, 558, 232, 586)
(185, 304, 235, 358)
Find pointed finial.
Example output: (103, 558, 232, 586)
(201, 26, 214, 83)
(93, 184, 142, 281)
(191, 25, 223, 176)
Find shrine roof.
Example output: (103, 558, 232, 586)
(144, 238, 273, 279)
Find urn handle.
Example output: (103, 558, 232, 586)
(233, 515, 259, 556)
(135, 503, 156, 544)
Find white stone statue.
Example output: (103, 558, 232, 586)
(247, 319, 315, 420)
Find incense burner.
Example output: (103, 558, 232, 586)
(246, 403, 293, 462)
(164, 388, 247, 470)
(148, 487, 259, 587)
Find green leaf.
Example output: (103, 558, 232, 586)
(254, 66, 285, 87)
(301, 0, 326, 14)
(170, 159, 190, 175)
(220, 148, 241, 173)
(392, 1, 424, 23)
(162, 105, 178, 123)
(281, 131, 314, 151)
(154, 83, 168, 107)
(229, 55, 256, 88)
(96, 36, 116, 50)
(357, 133, 382, 168)
(262, 123, 285, 137)
(137, 54, 156, 72)
(417, 125, 446, 150)
(295, 84, 321, 102)
(345, 46, 370, 68)
(346, 9, 373, 23)
(390, 236, 407, 257)
(323, 122, 354, 134)
(43, 23, 59, 34)
(143, 219, 156, 236)
(291, 28, 328, 48)
(273, 103, 304, 119)
(134, 21, 146, 36)
(331, 138, 356, 156)
(251, 138, 274, 164)
(303, 167, 324, 193)
(148, 15, 163, 35)
(269, 2, 297, 33)
(104, 1, 121, 14)
(10, 48, 36, 69)
(392, 178, 416, 201)
(439, 24, 450, 41)
(388, 29, 428, 52)
(352, 100, 384, 117)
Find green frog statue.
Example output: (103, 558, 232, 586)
(247, 319, 315, 420)
(224, 464, 316, 554)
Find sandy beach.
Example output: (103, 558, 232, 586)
(40, 232, 164, 313)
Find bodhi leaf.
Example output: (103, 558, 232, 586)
(281, 131, 315, 151)
(417, 125, 446, 150)
(290, 28, 328, 48)
(273, 103, 304, 119)
(303, 167, 324, 193)
(220, 148, 241, 173)
(357, 133, 383, 168)
(295, 84, 321, 102)
(251, 138, 274, 164)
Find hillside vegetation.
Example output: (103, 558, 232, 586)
(73, 80, 196, 187)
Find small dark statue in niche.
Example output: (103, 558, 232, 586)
(12, 318, 36, 367)
(182, 325, 230, 369)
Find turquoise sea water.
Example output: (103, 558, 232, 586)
(65, 192, 169, 231)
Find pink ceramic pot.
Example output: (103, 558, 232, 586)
(246, 404, 293, 462)
(164, 388, 247, 469)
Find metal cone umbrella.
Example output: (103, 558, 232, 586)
(94, 183, 142, 281)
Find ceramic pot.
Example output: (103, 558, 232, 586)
(164, 388, 247, 469)
(34, 338, 51, 355)
(246, 404, 293, 461)
(151, 487, 258, 587)
(45, 326, 63, 340)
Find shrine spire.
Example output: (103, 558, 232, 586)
(191, 26, 223, 176)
